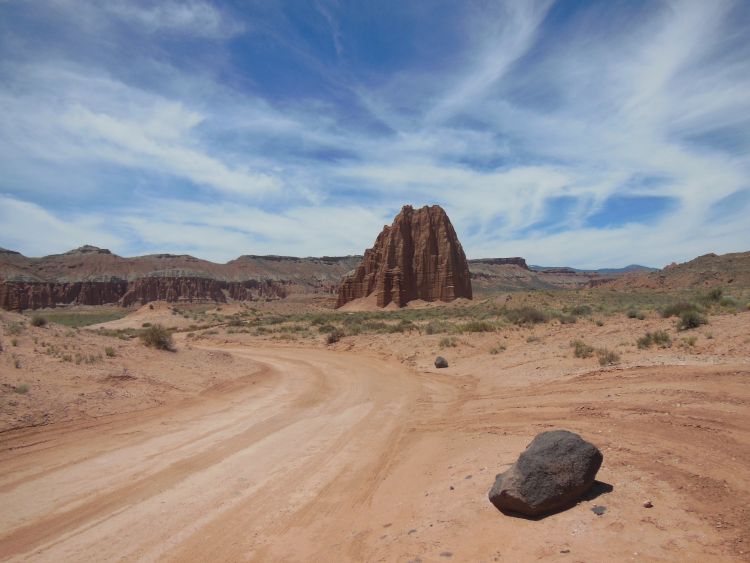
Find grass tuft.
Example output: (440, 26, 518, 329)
(571, 340, 594, 358)
(139, 325, 174, 351)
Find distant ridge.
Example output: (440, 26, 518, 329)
(529, 264, 657, 275)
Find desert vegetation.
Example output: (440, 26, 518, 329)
(139, 324, 175, 351)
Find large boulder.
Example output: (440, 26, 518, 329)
(488, 430, 603, 517)
(434, 356, 448, 368)
(336, 205, 472, 308)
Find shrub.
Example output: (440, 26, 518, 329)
(558, 314, 577, 324)
(11, 338, 18, 347)
(505, 307, 548, 325)
(678, 310, 707, 330)
(104, 346, 116, 358)
(680, 336, 697, 348)
(571, 340, 594, 358)
(458, 320, 495, 333)
(14, 383, 29, 394)
(490, 344, 506, 354)
(317, 324, 337, 333)
(142, 322, 152, 328)
(595, 319, 604, 327)
(425, 320, 451, 334)
(7, 322, 24, 335)
(139, 324, 174, 351)
(597, 348, 620, 366)
(13, 356, 21, 368)
(705, 287, 723, 302)
(326, 329, 343, 344)
(31, 315, 48, 327)
(637, 330, 671, 349)
(662, 302, 697, 318)
(439, 336, 458, 348)
(570, 305, 592, 316)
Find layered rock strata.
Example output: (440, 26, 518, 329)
(336, 205, 472, 308)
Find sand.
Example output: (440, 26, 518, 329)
(1, 307, 748, 561)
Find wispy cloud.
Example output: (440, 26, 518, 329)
(106, 1, 243, 38)
(0, 0, 748, 267)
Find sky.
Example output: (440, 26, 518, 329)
(1, 0, 749, 268)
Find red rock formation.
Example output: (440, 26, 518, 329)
(0, 280, 128, 311)
(0, 277, 289, 311)
(336, 205, 472, 308)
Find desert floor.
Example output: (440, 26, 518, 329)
(1, 299, 749, 562)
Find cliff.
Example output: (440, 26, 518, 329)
(336, 205, 472, 308)
(0, 246, 359, 311)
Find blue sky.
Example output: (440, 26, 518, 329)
(1, 0, 749, 268)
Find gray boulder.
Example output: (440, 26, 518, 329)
(488, 429, 603, 517)
(434, 356, 448, 368)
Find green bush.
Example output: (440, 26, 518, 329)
(705, 287, 723, 302)
(662, 302, 698, 318)
(558, 314, 577, 324)
(637, 330, 671, 349)
(569, 305, 592, 316)
(104, 346, 117, 358)
(677, 310, 707, 330)
(596, 348, 620, 366)
(14, 383, 29, 394)
(626, 309, 645, 320)
(139, 325, 174, 351)
(31, 315, 48, 327)
(489, 344, 506, 354)
(504, 307, 548, 325)
(571, 340, 594, 358)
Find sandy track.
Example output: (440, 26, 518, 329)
(1, 346, 748, 561)
(0, 347, 418, 562)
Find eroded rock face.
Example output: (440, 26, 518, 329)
(0, 278, 288, 311)
(336, 205, 472, 308)
(488, 430, 603, 517)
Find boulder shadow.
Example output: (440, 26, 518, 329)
(496, 480, 614, 521)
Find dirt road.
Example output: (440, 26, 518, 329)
(1, 346, 748, 561)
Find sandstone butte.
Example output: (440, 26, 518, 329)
(336, 205, 473, 308)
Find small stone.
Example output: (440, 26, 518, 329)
(449, 485, 455, 490)
(591, 505, 606, 516)
(643, 501, 653, 508)
(560, 549, 570, 554)
(435, 356, 449, 368)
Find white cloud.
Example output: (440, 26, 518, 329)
(61, 105, 281, 197)
(0, 195, 123, 257)
(1, 1, 749, 267)
(106, 1, 244, 39)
